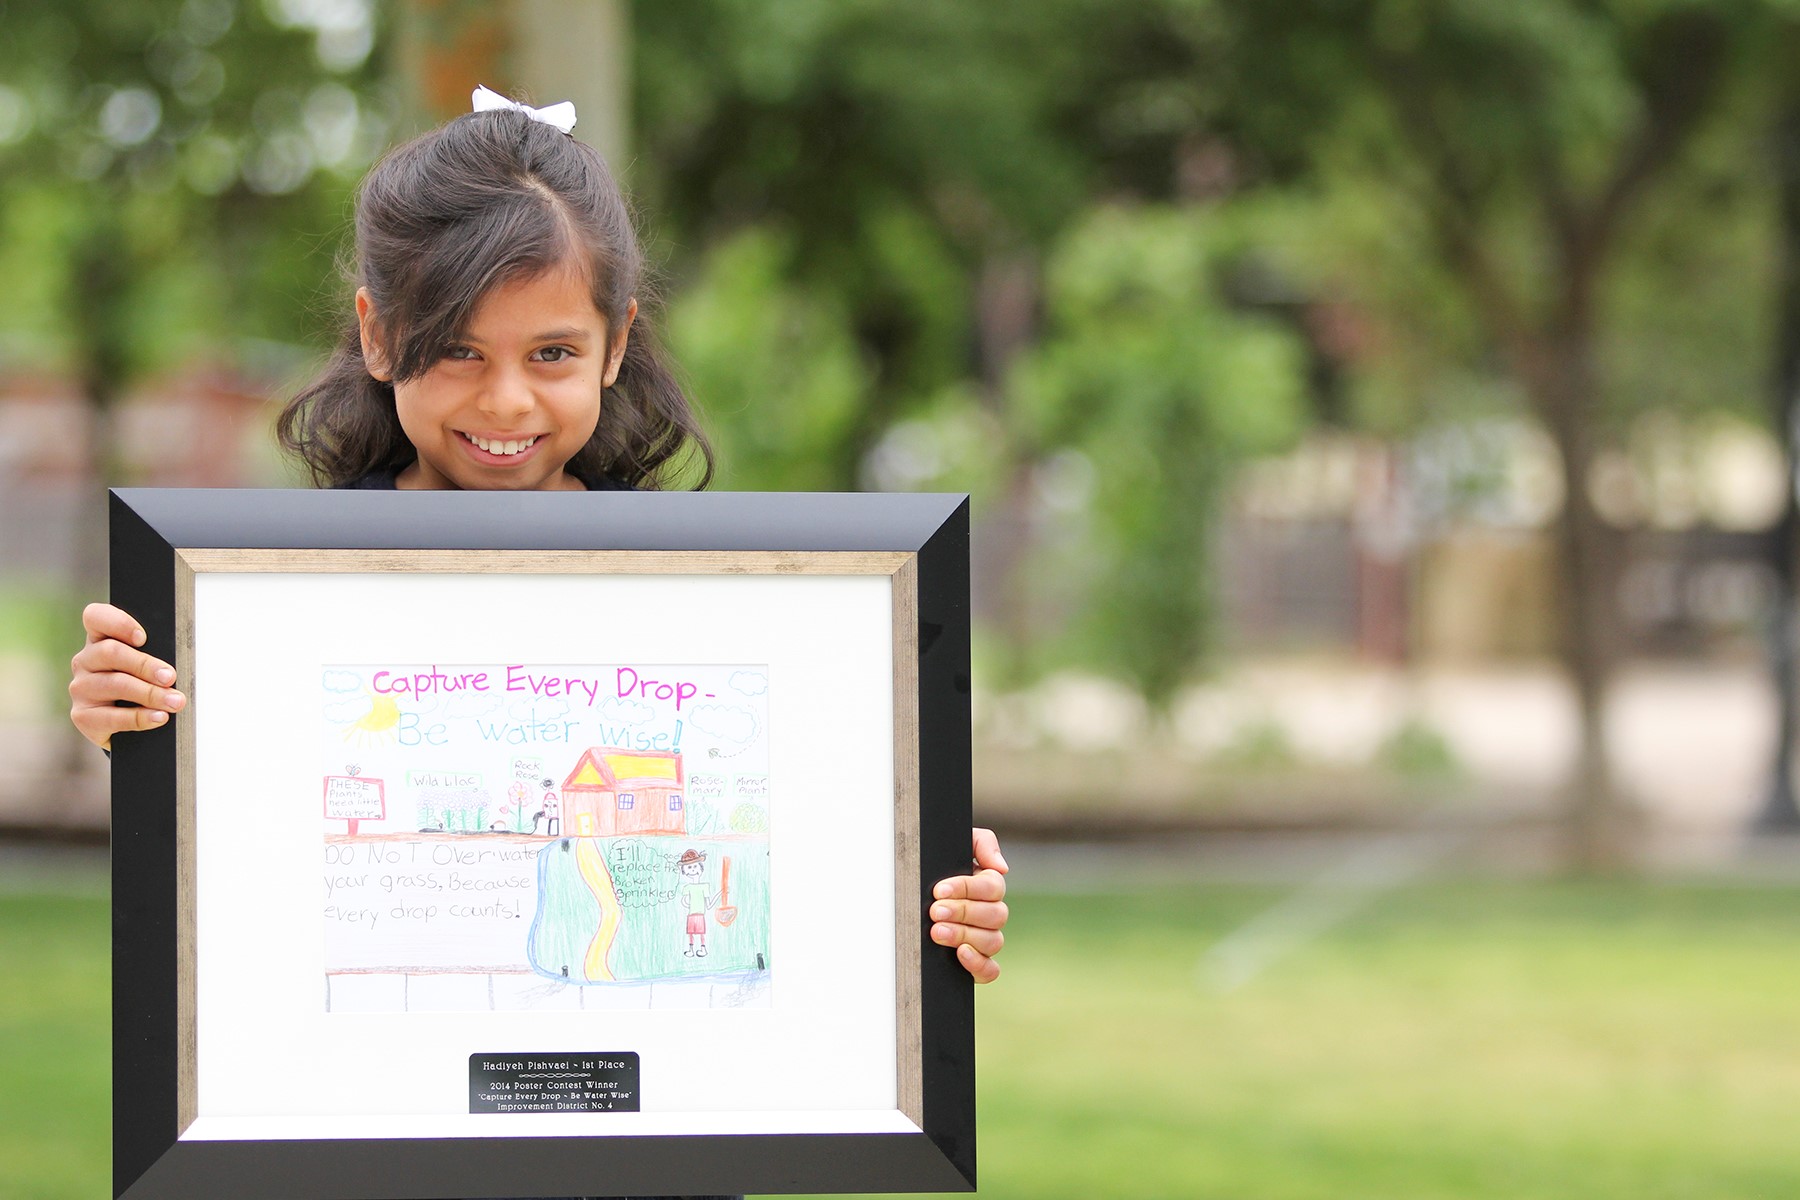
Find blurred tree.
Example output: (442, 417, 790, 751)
(635, 1, 1108, 475)
(1007, 206, 1305, 707)
(1758, 22, 1800, 831)
(0, 0, 388, 502)
(664, 227, 873, 492)
(1211, 0, 1795, 863)
(633, 0, 1800, 841)
(634, 0, 1311, 702)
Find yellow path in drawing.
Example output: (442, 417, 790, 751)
(576, 838, 622, 982)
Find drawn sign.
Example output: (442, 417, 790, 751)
(323, 776, 385, 820)
(318, 663, 773, 1013)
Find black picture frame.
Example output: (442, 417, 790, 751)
(110, 488, 974, 1199)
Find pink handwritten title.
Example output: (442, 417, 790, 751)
(367, 666, 706, 711)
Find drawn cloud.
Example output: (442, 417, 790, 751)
(689, 704, 757, 746)
(596, 696, 653, 725)
(729, 670, 768, 697)
(323, 695, 372, 725)
(441, 693, 502, 719)
(507, 696, 570, 721)
(322, 670, 363, 694)
(399, 691, 500, 721)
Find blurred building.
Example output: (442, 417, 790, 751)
(0, 366, 280, 579)
(1219, 423, 1783, 664)
(0, 374, 95, 582)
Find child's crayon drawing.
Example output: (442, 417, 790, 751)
(318, 663, 772, 1012)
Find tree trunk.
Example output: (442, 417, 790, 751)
(1523, 320, 1635, 868)
(1757, 71, 1800, 832)
(395, 0, 629, 166)
(969, 250, 1040, 689)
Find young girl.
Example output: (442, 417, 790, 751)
(70, 93, 1004, 996)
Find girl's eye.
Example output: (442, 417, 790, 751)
(444, 345, 478, 361)
(534, 346, 573, 363)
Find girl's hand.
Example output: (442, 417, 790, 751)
(68, 603, 186, 751)
(930, 827, 1009, 983)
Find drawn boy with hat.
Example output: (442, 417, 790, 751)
(676, 848, 718, 957)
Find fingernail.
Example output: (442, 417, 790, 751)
(933, 881, 951, 899)
(155, 668, 175, 685)
(931, 924, 952, 943)
(133, 628, 146, 645)
(931, 903, 950, 921)
(149, 711, 167, 724)
(166, 691, 186, 709)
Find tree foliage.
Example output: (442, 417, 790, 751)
(1009, 207, 1305, 706)
(0, 0, 386, 401)
(635, 0, 1312, 703)
(1206, 0, 1797, 855)
(8, 0, 1798, 740)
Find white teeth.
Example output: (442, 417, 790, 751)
(464, 433, 537, 455)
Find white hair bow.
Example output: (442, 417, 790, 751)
(471, 84, 577, 134)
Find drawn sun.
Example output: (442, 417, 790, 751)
(342, 691, 401, 746)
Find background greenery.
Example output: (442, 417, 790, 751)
(6, 5, 1800, 1194)
(9, 1, 1792, 708)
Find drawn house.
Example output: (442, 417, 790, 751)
(560, 748, 686, 837)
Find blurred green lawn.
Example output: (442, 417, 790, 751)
(6, 876, 1800, 1199)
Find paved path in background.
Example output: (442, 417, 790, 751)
(995, 659, 1778, 827)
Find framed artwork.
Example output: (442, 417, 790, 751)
(109, 488, 974, 1199)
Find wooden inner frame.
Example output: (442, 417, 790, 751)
(171, 547, 925, 1134)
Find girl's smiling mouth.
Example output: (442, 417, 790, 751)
(457, 431, 542, 458)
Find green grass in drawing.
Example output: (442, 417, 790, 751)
(529, 836, 772, 983)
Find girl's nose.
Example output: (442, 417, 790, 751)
(476, 365, 535, 420)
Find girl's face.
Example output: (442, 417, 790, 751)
(357, 267, 634, 492)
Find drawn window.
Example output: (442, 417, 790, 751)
(669, 794, 683, 811)
(618, 793, 635, 809)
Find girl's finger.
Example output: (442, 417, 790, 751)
(971, 827, 1008, 874)
(82, 602, 147, 647)
(69, 670, 185, 713)
(75, 636, 175, 687)
(932, 868, 1006, 904)
(957, 943, 1002, 984)
(929, 898, 1008, 932)
(72, 701, 170, 749)
(931, 921, 1003, 959)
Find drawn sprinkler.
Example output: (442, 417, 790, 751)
(716, 856, 738, 927)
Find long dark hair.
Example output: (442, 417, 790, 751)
(277, 106, 713, 490)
